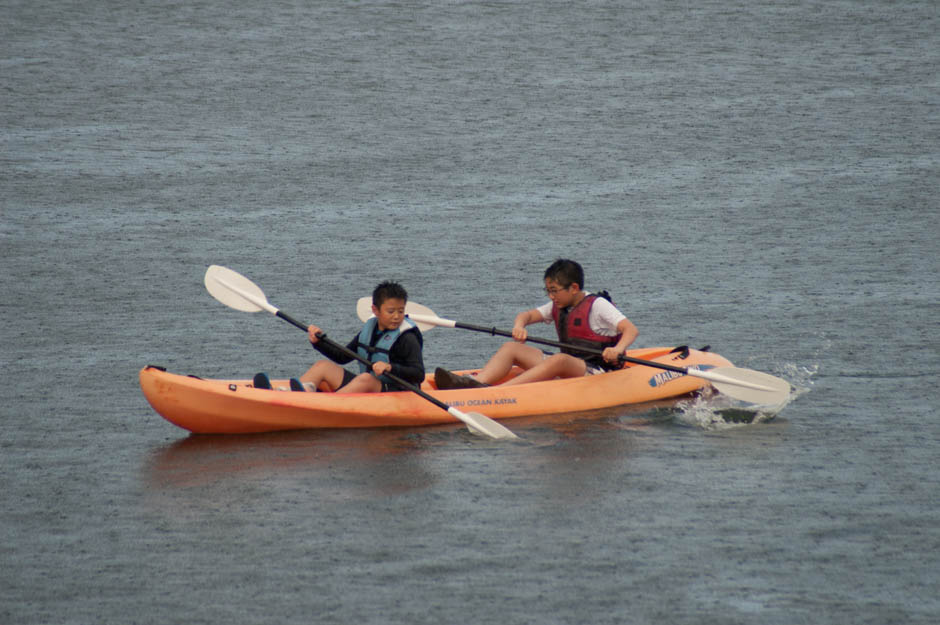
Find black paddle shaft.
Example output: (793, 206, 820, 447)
(452, 321, 696, 376)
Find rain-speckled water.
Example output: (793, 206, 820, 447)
(2, 1, 938, 623)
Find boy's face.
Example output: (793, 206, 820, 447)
(372, 297, 407, 331)
(544, 278, 580, 307)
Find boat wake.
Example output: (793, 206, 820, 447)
(674, 392, 779, 429)
(674, 360, 815, 430)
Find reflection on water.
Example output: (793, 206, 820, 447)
(141, 396, 786, 518)
(142, 403, 675, 503)
(143, 427, 443, 509)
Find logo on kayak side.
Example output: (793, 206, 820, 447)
(449, 396, 518, 407)
(647, 364, 715, 388)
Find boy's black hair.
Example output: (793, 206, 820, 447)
(372, 281, 408, 307)
(544, 259, 584, 290)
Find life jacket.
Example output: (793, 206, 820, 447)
(551, 293, 621, 369)
(355, 317, 421, 374)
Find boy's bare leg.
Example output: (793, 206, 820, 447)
(499, 353, 587, 386)
(299, 360, 347, 392)
(475, 342, 548, 384)
(336, 373, 382, 394)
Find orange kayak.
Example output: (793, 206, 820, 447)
(140, 346, 732, 434)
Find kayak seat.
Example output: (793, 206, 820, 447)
(252, 372, 273, 390)
(669, 345, 690, 359)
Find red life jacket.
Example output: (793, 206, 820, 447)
(551, 294, 621, 369)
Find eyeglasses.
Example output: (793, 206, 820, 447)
(544, 285, 570, 296)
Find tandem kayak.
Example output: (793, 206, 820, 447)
(140, 346, 734, 434)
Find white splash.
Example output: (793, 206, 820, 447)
(675, 360, 815, 430)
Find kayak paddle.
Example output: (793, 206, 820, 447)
(204, 266, 518, 440)
(357, 298, 791, 405)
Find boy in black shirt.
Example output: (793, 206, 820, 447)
(254, 281, 424, 393)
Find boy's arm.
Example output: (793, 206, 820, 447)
(591, 299, 638, 357)
(601, 317, 639, 364)
(388, 332, 425, 385)
(512, 308, 548, 341)
(611, 318, 639, 353)
(310, 333, 357, 365)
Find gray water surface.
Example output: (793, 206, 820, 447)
(2, 1, 938, 623)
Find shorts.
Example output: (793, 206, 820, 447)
(337, 369, 358, 390)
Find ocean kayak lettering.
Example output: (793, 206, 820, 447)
(648, 370, 684, 387)
(647, 364, 714, 388)
(449, 397, 518, 407)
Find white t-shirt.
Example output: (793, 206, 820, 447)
(535, 294, 626, 336)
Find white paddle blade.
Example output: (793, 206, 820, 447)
(205, 265, 271, 313)
(356, 296, 439, 332)
(699, 367, 791, 404)
(404, 312, 456, 328)
(448, 407, 519, 440)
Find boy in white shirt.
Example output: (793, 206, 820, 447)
(435, 259, 638, 389)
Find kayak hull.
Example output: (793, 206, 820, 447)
(140, 347, 733, 434)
